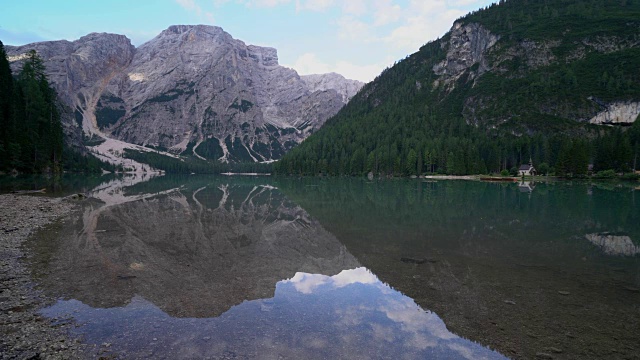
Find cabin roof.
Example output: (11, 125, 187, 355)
(519, 164, 533, 171)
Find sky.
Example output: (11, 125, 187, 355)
(0, 0, 496, 82)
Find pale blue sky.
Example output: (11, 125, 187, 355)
(0, 0, 495, 82)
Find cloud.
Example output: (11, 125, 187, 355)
(332, 267, 378, 287)
(287, 272, 329, 294)
(176, 0, 203, 15)
(372, 0, 403, 26)
(341, 0, 367, 16)
(288, 53, 331, 74)
(175, 0, 216, 25)
(333, 61, 388, 83)
(169, 0, 494, 83)
(284, 0, 480, 69)
(285, 267, 381, 294)
(336, 15, 373, 41)
(296, 0, 334, 12)
(285, 53, 388, 82)
(214, 0, 292, 7)
(382, 8, 466, 50)
(451, 0, 485, 6)
(241, 0, 292, 7)
(331, 0, 473, 54)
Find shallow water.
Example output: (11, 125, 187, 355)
(28, 176, 640, 359)
(0, 173, 134, 196)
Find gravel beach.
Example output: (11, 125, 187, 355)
(0, 194, 84, 359)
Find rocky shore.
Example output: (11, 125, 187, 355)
(0, 194, 84, 359)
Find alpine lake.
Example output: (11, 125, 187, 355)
(6, 174, 640, 359)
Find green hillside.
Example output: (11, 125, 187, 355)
(276, 0, 640, 176)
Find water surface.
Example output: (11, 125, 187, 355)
(28, 176, 640, 359)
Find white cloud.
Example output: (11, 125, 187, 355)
(176, 0, 203, 15)
(373, 0, 403, 26)
(214, 0, 292, 7)
(332, 267, 378, 288)
(288, 53, 331, 74)
(285, 267, 381, 294)
(295, 0, 335, 12)
(333, 60, 388, 83)
(205, 12, 216, 23)
(175, 0, 215, 25)
(341, 0, 367, 16)
(336, 15, 373, 41)
(382, 7, 466, 50)
(287, 272, 329, 294)
(240, 0, 292, 7)
(450, 0, 485, 6)
(285, 52, 388, 82)
(172, 0, 494, 83)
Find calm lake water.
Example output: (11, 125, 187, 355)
(23, 175, 640, 359)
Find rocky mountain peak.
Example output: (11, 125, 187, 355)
(77, 32, 132, 45)
(433, 22, 499, 89)
(154, 24, 231, 46)
(301, 72, 364, 103)
(5, 25, 364, 164)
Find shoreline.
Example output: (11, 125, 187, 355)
(0, 194, 84, 359)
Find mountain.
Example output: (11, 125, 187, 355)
(276, 0, 640, 176)
(5, 25, 363, 165)
(301, 73, 363, 103)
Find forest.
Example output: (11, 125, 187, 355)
(274, 0, 640, 177)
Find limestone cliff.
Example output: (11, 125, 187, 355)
(301, 72, 363, 103)
(430, 18, 640, 130)
(6, 25, 364, 163)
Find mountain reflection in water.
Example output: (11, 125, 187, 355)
(32, 175, 505, 359)
(585, 233, 640, 256)
(34, 177, 358, 318)
(29, 176, 640, 359)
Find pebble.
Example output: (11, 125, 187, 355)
(558, 291, 570, 296)
(0, 194, 86, 359)
(536, 352, 554, 359)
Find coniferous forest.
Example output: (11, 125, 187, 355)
(275, 0, 640, 177)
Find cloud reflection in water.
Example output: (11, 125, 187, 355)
(42, 267, 506, 359)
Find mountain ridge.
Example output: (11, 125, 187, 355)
(276, 0, 640, 177)
(5, 25, 364, 167)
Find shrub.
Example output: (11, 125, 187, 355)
(593, 169, 617, 179)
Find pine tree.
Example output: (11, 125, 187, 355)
(11, 50, 64, 172)
(0, 41, 13, 168)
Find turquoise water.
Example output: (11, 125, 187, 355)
(28, 175, 640, 359)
